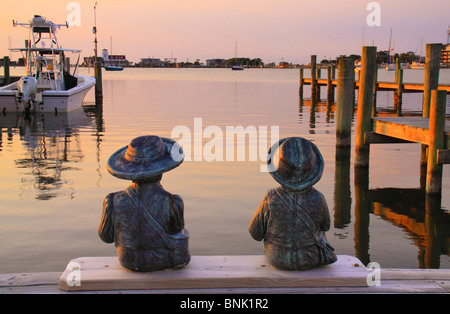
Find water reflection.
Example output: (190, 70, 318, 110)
(301, 91, 449, 269)
(0, 108, 97, 200)
(299, 97, 336, 134)
(334, 153, 450, 269)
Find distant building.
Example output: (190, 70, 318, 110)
(206, 59, 226, 67)
(102, 49, 129, 67)
(139, 58, 163, 67)
(442, 44, 450, 66)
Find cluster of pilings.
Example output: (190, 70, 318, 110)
(300, 44, 448, 195)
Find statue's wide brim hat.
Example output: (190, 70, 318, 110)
(267, 137, 324, 191)
(107, 135, 184, 181)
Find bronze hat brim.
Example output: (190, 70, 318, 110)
(107, 138, 184, 181)
(267, 137, 324, 191)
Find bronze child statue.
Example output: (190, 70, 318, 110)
(249, 137, 337, 270)
(99, 135, 190, 272)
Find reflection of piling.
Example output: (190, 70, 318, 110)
(426, 90, 447, 194)
(424, 194, 443, 269)
(336, 58, 355, 149)
(354, 167, 370, 266)
(355, 47, 377, 168)
(334, 147, 352, 229)
(3, 56, 10, 85)
(95, 57, 103, 105)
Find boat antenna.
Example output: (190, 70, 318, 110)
(93, 1, 98, 59)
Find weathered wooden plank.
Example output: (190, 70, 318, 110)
(435, 281, 450, 293)
(365, 132, 415, 144)
(1, 280, 448, 294)
(355, 46, 377, 167)
(372, 117, 431, 145)
(0, 272, 61, 287)
(381, 269, 450, 280)
(2, 263, 450, 294)
(58, 255, 371, 292)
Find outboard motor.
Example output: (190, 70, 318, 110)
(17, 76, 37, 112)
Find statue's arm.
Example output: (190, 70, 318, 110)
(168, 194, 185, 234)
(319, 193, 331, 232)
(98, 193, 115, 243)
(249, 196, 269, 241)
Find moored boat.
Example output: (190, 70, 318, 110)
(105, 65, 124, 71)
(0, 15, 95, 114)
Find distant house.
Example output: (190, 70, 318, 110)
(139, 58, 163, 67)
(102, 49, 130, 67)
(442, 44, 450, 67)
(206, 59, 226, 67)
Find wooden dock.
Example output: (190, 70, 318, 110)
(302, 78, 450, 94)
(1, 255, 449, 294)
(301, 44, 450, 195)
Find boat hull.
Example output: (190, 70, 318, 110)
(105, 66, 124, 71)
(0, 75, 95, 113)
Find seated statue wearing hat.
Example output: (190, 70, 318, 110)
(249, 137, 337, 270)
(99, 135, 190, 272)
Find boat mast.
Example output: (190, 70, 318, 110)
(93, 2, 98, 59)
(387, 28, 392, 63)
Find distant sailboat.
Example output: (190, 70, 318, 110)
(411, 37, 425, 69)
(385, 29, 395, 71)
(105, 36, 124, 71)
(231, 41, 244, 71)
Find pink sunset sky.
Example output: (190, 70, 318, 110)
(0, 0, 449, 64)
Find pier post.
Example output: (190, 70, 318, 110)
(95, 57, 103, 104)
(327, 65, 334, 105)
(395, 68, 403, 116)
(355, 46, 377, 168)
(316, 68, 321, 100)
(299, 67, 304, 99)
(422, 43, 442, 118)
(3, 56, 10, 85)
(395, 58, 400, 83)
(311, 55, 317, 102)
(336, 58, 355, 148)
(426, 90, 447, 194)
(421, 43, 442, 174)
(372, 67, 378, 117)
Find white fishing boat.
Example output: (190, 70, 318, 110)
(0, 15, 95, 114)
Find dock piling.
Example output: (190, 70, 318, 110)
(311, 55, 317, 102)
(336, 58, 355, 148)
(355, 46, 377, 168)
(3, 56, 10, 85)
(395, 68, 404, 116)
(95, 57, 103, 104)
(299, 67, 304, 99)
(426, 90, 447, 194)
(421, 43, 442, 172)
(327, 65, 334, 105)
(422, 44, 442, 118)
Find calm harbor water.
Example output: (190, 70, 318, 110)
(0, 67, 449, 273)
